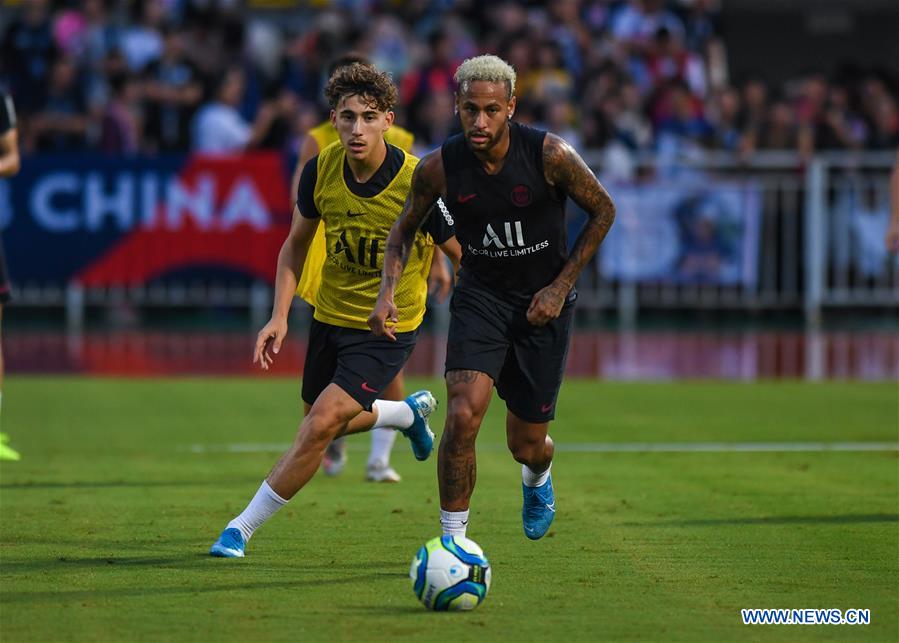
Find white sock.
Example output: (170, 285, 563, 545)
(522, 462, 551, 488)
(226, 481, 287, 543)
(440, 509, 470, 537)
(372, 399, 414, 429)
(368, 428, 397, 469)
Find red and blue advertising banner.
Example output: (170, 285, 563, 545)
(1, 152, 293, 288)
(598, 179, 762, 286)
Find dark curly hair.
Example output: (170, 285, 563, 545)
(324, 63, 398, 112)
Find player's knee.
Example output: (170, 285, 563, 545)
(445, 399, 482, 437)
(299, 409, 343, 449)
(507, 433, 545, 464)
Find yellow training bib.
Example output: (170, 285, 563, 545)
(309, 142, 433, 332)
(296, 122, 415, 303)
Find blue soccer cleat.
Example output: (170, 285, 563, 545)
(209, 527, 246, 558)
(400, 390, 437, 461)
(522, 474, 556, 540)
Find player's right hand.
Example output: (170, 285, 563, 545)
(368, 296, 399, 341)
(253, 318, 288, 370)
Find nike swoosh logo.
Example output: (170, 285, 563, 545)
(361, 382, 377, 393)
(541, 404, 553, 413)
(457, 193, 477, 203)
(460, 519, 468, 525)
(346, 210, 366, 217)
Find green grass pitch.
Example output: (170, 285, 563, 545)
(1, 377, 897, 641)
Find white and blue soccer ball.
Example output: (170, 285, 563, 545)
(409, 535, 491, 611)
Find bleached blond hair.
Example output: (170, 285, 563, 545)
(454, 55, 516, 99)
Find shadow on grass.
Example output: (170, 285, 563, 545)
(1, 563, 405, 604)
(0, 479, 261, 490)
(621, 513, 899, 527)
(342, 605, 434, 615)
(1, 554, 402, 574)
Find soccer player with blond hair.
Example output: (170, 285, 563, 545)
(371, 55, 616, 541)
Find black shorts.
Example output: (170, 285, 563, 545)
(445, 284, 575, 423)
(301, 318, 418, 411)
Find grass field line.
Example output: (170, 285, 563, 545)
(186, 441, 899, 454)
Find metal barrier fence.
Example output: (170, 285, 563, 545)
(4, 150, 897, 327)
(579, 150, 897, 325)
(805, 153, 898, 324)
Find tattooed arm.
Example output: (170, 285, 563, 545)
(368, 151, 446, 339)
(526, 133, 616, 326)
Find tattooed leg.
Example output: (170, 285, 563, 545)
(438, 370, 494, 511)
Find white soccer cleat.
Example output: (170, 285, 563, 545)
(366, 464, 402, 483)
(322, 437, 348, 476)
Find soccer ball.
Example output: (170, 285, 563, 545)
(409, 535, 491, 611)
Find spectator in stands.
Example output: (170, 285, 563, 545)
(255, 88, 300, 153)
(498, 36, 535, 97)
(707, 86, 743, 152)
(119, 0, 167, 73)
(191, 67, 288, 154)
(482, 1, 530, 54)
(99, 72, 142, 155)
(180, 5, 244, 80)
(737, 76, 769, 142)
(546, 0, 590, 80)
(655, 81, 711, 152)
(141, 27, 203, 152)
(52, 7, 88, 59)
(27, 57, 89, 152)
(859, 75, 892, 130)
(815, 85, 868, 151)
(611, 0, 686, 52)
(538, 101, 583, 152)
(748, 98, 799, 152)
(1, 0, 58, 115)
(644, 27, 706, 99)
(579, 63, 626, 149)
(616, 81, 654, 151)
(1, 0, 896, 161)
(401, 30, 457, 140)
(866, 95, 899, 150)
(681, 0, 722, 55)
(413, 90, 457, 153)
(529, 40, 576, 103)
(78, 0, 121, 69)
(363, 14, 411, 79)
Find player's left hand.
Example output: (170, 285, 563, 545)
(526, 282, 569, 326)
(368, 296, 399, 341)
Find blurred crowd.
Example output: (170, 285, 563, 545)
(2, 0, 898, 163)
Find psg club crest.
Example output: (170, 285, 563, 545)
(511, 184, 532, 207)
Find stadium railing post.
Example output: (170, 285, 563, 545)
(803, 157, 826, 329)
(65, 283, 85, 333)
(249, 281, 271, 330)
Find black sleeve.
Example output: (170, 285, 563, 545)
(0, 92, 15, 133)
(420, 197, 455, 245)
(296, 155, 320, 219)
